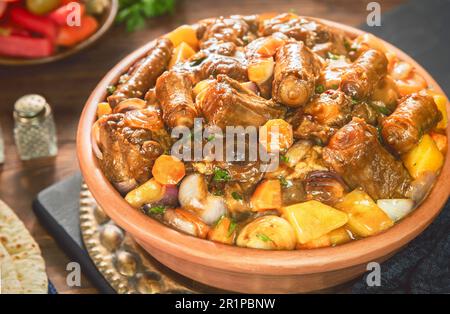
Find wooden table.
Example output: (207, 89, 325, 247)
(0, 0, 405, 294)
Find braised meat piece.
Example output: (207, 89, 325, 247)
(259, 13, 348, 57)
(198, 75, 285, 129)
(245, 33, 288, 98)
(108, 39, 173, 108)
(196, 53, 248, 82)
(293, 89, 353, 144)
(340, 49, 388, 100)
(381, 93, 442, 154)
(318, 58, 351, 90)
(272, 42, 322, 107)
(94, 108, 172, 192)
(323, 118, 411, 200)
(155, 70, 198, 129)
(351, 101, 381, 126)
(199, 16, 256, 49)
(175, 50, 248, 84)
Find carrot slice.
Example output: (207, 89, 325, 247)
(152, 155, 186, 185)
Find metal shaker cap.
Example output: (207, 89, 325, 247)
(14, 94, 47, 119)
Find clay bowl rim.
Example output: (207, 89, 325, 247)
(0, 0, 119, 66)
(77, 17, 450, 276)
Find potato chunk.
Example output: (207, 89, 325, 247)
(335, 190, 394, 237)
(165, 25, 199, 50)
(402, 134, 444, 179)
(281, 200, 348, 244)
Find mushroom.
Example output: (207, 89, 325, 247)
(236, 215, 296, 250)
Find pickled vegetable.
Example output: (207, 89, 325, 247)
(27, 0, 60, 15)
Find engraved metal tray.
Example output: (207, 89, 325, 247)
(79, 183, 224, 294)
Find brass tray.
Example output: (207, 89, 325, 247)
(79, 183, 223, 294)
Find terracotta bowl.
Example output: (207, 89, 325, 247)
(0, 0, 118, 66)
(77, 17, 450, 293)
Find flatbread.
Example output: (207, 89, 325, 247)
(0, 199, 47, 294)
(0, 242, 23, 293)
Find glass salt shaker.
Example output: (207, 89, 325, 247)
(13, 94, 58, 160)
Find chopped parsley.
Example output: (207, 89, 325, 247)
(213, 167, 231, 182)
(146, 205, 166, 215)
(327, 52, 340, 60)
(227, 221, 237, 237)
(207, 134, 215, 142)
(279, 176, 290, 188)
(256, 233, 272, 242)
(331, 84, 339, 90)
(315, 84, 325, 93)
(106, 85, 116, 94)
(190, 56, 207, 67)
(280, 155, 289, 163)
(231, 191, 243, 201)
(370, 102, 391, 115)
(351, 97, 359, 105)
(344, 40, 357, 52)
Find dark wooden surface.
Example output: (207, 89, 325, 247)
(0, 0, 404, 294)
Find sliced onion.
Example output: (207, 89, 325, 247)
(113, 179, 138, 195)
(407, 171, 437, 203)
(91, 121, 103, 160)
(159, 185, 179, 207)
(377, 199, 414, 222)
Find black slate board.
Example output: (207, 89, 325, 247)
(33, 173, 115, 294)
(33, 0, 450, 294)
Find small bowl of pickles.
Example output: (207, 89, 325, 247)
(0, 0, 118, 65)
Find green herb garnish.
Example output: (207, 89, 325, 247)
(190, 56, 207, 67)
(213, 168, 231, 182)
(327, 52, 340, 60)
(227, 221, 237, 237)
(351, 97, 359, 105)
(147, 205, 166, 215)
(331, 84, 339, 90)
(279, 176, 290, 188)
(315, 84, 325, 93)
(106, 85, 116, 94)
(280, 155, 289, 163)
(231, 191, 243, 201)
(207, 134, 215, 142)
(213, 189, 224, 196)
(370, 102, 391, 115)
(116, 0, 176, 32)
(256, 233, 272, 242)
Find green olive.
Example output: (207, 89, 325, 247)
(26, 0, 61, 15)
